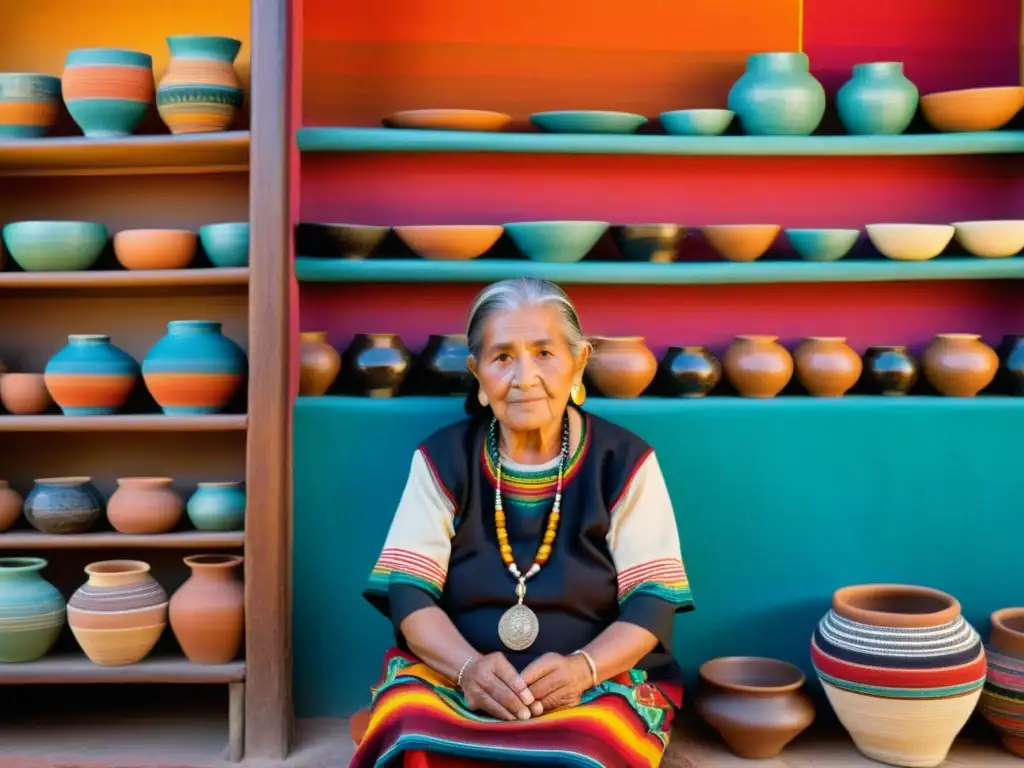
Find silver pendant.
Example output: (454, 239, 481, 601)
(498, 603, 539, 651)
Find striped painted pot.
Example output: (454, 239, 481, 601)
(156, 35, 244, 134)
(0, 74, 61, 138)
(62, 48, 153, 138)
(811, 584, 985, 768)
(44, 334, 140, 416)
(980, 608, 1024, 757)
(0, 557, 65, 663)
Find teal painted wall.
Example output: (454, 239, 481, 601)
(293, 395, 1024, 717)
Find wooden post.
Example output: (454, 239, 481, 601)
(227, 681, 246, 762)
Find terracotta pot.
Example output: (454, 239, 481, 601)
(862, 346, 919, 396)
(793, 337, 863, 397)
(695, 656, 815, 759)
(980, 608, 1024, 757)
(106, 478, 184, 534)
(0, 481, 22, 532)
(723, 335, 794, 398)
(0, 373, 53, 415)
(169, 554, 244, 664)
(415, 334, 473, 395)
(299, 331, 341, 397)
(67, 560, 168, 666)
(113, 229, 197, 270)
(922, 333, 998, 397)
(660, 346, 721, 398)
(702, 224, 780, 262)
(23, 477, 102, 535)
(812, 584, 985, 768)
(345, 334, 411, 398)
(585, 337, 657, 398)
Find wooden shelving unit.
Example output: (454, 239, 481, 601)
(0, 267, 249, 290)
(0, 655, 246, 684)
(0, 531, 245, 550)
(0, 415, 248, 432)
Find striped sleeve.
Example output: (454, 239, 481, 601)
(607, 450, 694, 649)
(363, 448, 456, 629)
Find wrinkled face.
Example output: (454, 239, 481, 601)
(469, 305, 587, 433)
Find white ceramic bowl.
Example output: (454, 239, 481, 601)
(952, 220, 1024, 258)
(866, 224, 955, 261)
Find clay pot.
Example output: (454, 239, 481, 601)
(187, 482, 245, 531)
(0, 481, 23, 532)
(862, 346, 919, 395)
(0, 557, 65, 662)
(62, 48, 154, 137)
(113, 229, 197, 270)
(996, 334, 1024, 396)
(702, 224, 780, 262)
(416, 334, 472, 395)
(0, 373, 53, 415)
(695, 656, 815, 759)
(585, 336, 657, 398)
(67, 560, 168, 666)
(922, 333, 998, 397)
(169, 554, 244, 664)
(723, 335, 794, 398)
(23, 477, 102, 535)
(660, 346, 721, 398)
(612, 224, 685, 263)
(793, 337, 863, 397)
(156, 35, 244, 134)
(294, 223, 389, 259)
(106, 478, 184, 534)
(979, 608, 1024, 757)
(345, 334, 412, 398)
(299, 331, 341, 397)
(43, 334, 140, 416)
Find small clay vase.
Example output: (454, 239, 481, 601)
(996, 334, 1024, 395)
(922, 333, 998, 397)
(979, 608, 1024, 758)
(862, 346, 919, 395)
(187, 482, 246, 531)
(346, 333, 411, 398)
(0, 557, 66, 662)
(417, 334, 472, 395)
(585, 336, 657, 398)
(695, 656, 815, 759)
(793, 337, 863, 397)
(299, 331, 341, 397)
(169, 554, 244, 664)
(0, 481, 22, 532)
(660, 346, 721, 397)
(723, 335, 794, 398)
(106, 478, 184, 534)
(0, 373, 53, 415)
(23, 477, 102, 535)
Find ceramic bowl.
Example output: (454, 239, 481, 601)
(504, 221, 609, 263)
(702, 224, 780, 262)
(920, 86, 1024, 132)
(612, 224, 685, 262)
(2, 220, 108, 271)
(529, 111, 648, 134)
(866, 224, 956, 261)
(294, 222, 389, 259)
(952, 220, 1024, 258)
(382, 109, 513, 132)
(0, 373, 53, 415)
(113, 229, 197, 270)
(785, 228, 860, 262)
(394, 225, 503, 260)
(660, 109, 735, 136)
(0, 73, 62, 138)
(199, 222, 249, 267)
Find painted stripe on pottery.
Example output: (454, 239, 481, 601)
(43, 374, 136, 407)
(69, 581, 168, 612)
(0, 101, 58, 125)
(61, 66, 154, 101)
(159, 60, 239, 85)
(811, 637, 987, 689)
(65, 49, 152, 68)
(815, 667, 985, 699)
(143, 372, 243, 406)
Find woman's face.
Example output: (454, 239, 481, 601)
(469, 305, 588, 433)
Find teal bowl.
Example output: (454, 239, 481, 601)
(504, 221, 609, 263)
(200, 222, 249, 267)
(660, 109, 735, 136)
(2, 220, 108, 271)
(785, 228, 860, 262)
(529, 111, 648, 134)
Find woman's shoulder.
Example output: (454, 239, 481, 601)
(417, 414, 486, 459)
(583, 410, 653, 462)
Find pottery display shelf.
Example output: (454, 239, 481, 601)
(0, 268, 249, 291)
(0, 654, 244, 684)
(0, 414, 247, 432)
(0, 530, 244, 550)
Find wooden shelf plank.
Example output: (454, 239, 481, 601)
(0, 415, 248, 432)
(295, 256, 1024, 285)
(0, 655, 245, 684)
(0, 268, 249, 289)
(297, 127, 1024, 157)
(0, 131, 250, 177)
(0, 530, 244, 550)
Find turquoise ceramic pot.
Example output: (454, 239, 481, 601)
(836, 62, 919, 135)
(2, 221, 108, 271)
(728, 52, 826, 136)
(156, 35, 244, 134)
(0, 74, 62, 138)
(43, 335, 140, 416)
(785, 228, 861, 262)
(199, 222, 249, 267)
(529, 111, 648, 134)
(504, 221, 609, 263)
(0, 557, 66, 662)
(187, 482, 245, 531)
(62, 48, 154, 138)
(660, 109, 735, 136)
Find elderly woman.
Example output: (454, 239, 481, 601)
(352, 278, 695, 768)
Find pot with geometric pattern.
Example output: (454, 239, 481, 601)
(979, 608, 1024, 757)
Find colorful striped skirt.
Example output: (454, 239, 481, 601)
(350, 648, 683, 767)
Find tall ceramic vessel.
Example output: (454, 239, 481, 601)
(156, 35, 244, 134)
(727, 52, 826, 136)
(980, 608, 1024, 757)
(61, 48, 154, 137)
(811, 584, 986, 767)
(142, 320, 247, 414)
(836, 62, 919, 135)
(585, 336, 657, 398)
(169, 555, 244, 664)
(0, 557, 65, 662)
(44, 334, 139, 415)
(723, 335, 793, 397)
(922, 333, 998, 397)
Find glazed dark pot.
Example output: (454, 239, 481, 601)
(612, 224, 685, 263)
(660, 346, 721, 397)
(996, 334, 1024, 395)
(862, 346, 919, 395)
(416, 334, 472, 395)
(294, 222, 389, 259)
(346, 334, 411, 398)
(23, 477, 102, 535)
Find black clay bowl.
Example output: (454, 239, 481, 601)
(612, 224, 685, 263)
(295, 222, 390, 259)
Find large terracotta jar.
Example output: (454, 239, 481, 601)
(299, 331, 341, 397)
(106, 477, 184, 535)
(62, 48, 154, 137)
(67, 560, 168, 666)
(980, 608, 1024, 757)
(23, 477, 102, 535)
(0, 557, 65, 662)
(169, 555, 244, 664)
(723, 335, 793, 398)
(44, 334, 140, 416)
(811, 584, 986, 767)
(156, 35, 244, 134)
(0, 480, 22, 532)
(345, 334, 412, 398)
(793, 337, 863, 397)
(585, 336, 657, 398)
(695, 656, 815, 759)
(922, 333, 998, 397)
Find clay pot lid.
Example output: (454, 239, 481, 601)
(832, 584, 960, 628)
(699, 656, 805, 694)
(990, 608, 1024, 657)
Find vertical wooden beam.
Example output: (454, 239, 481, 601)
(226, 682, 246, 762)
(245, 0, 293, 758)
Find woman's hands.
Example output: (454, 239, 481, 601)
(520, 652, 595, 713)
(460, 652, 544, 722)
